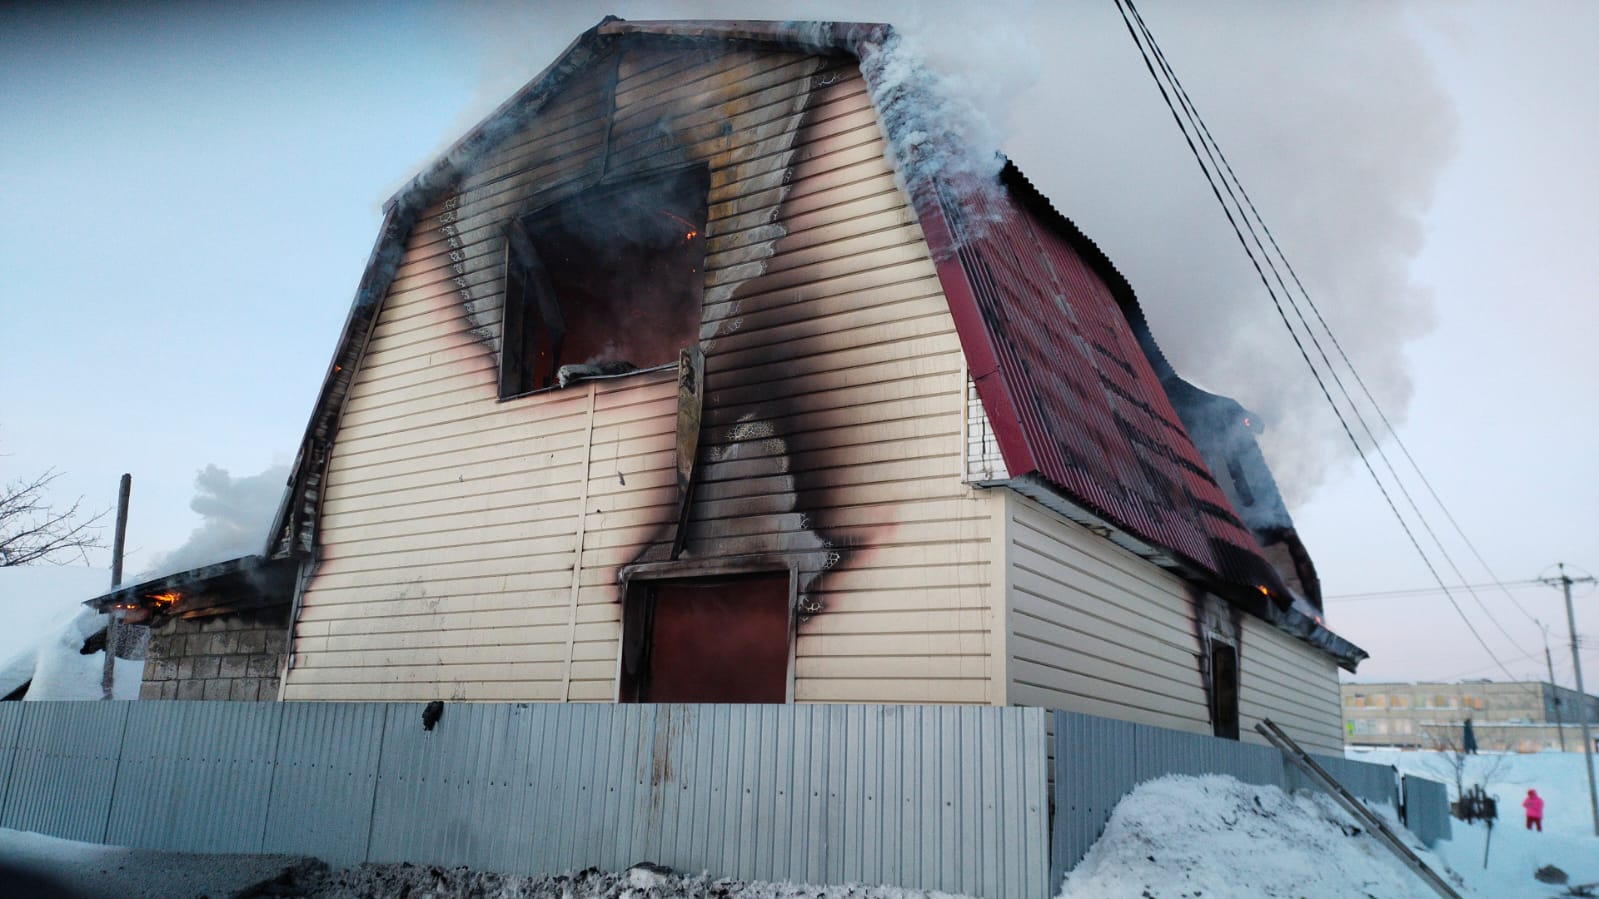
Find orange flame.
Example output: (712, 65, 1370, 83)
(149, 592, 180, 607)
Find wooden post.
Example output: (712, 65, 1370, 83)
(100, 474, 130, 700)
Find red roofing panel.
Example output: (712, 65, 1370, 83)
(927, 166, 1288, 600)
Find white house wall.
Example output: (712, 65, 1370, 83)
(1001, 490, 1343, 752)
(282, 47, 1002, 704)
(1003, 491, 1212, 732)
(1238, 616, 1344, 754)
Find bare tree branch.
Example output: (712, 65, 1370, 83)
(0, 469, 106, 566)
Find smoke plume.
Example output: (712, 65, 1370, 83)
(438, 1, 1454, 508)
(1004, 2, 1456, 504)
(142, 463, 290, 579)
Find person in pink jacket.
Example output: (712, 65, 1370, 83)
(1524, 789, 1545, 831)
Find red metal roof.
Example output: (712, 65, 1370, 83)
(918, 163, 1291, 604)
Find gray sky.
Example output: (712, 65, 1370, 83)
(2, 1, 1594, 686)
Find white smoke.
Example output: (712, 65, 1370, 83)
(1005, 2, 1456, 504)
(141, 463, 290, 579)
(435, 0, 1454, 507)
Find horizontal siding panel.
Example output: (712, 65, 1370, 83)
(1005, 492, 1213, 730)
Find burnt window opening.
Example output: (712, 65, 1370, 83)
(619, 573, 791, 703)
(1209, 640, 1240, 741)
(500, 164, 710, 398)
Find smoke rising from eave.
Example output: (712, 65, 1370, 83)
(1006, 1, 1456, 506)
(140, 463, 291, 580)
(435, 1, 1453, 509)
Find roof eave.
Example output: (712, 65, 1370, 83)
(85, 554, 298, 619)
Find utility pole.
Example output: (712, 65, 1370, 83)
(100, 474, 130, 700)
(1542, 563, 1598, 837)
(1546, 642, 1569, 753)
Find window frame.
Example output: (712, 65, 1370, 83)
(497, 163, 711, 401)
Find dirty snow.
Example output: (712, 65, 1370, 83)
(1057, 774, 1448, 899)
(0, 832, 977, 899)
(0, 827, 317, 898)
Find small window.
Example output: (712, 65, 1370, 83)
(619, 573, 791, 703)
(1209, 641, 1240, 741)
(500, 165, 710, 397)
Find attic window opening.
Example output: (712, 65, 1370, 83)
(499, 164, 710, 398)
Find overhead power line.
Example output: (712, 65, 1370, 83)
(1111, 0, 1532, 676)
(1326, 579, 1545, 602)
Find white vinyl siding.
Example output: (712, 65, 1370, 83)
(1003, 491, 1212, 732)
(1238, 615, 1345, 754)
(1003, 489, 1347, 750)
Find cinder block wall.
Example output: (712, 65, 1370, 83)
(139, 606, 289, 701)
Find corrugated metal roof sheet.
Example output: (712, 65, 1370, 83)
(920, 163, 1290, 605)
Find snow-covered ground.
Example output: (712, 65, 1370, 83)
(0, 832, 980, 899)
(1352, 747, 1599, 898)
(1058, 749, 1599, 898)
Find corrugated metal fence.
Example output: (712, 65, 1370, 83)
(0, 702, 1453, 898)
(1049, 710, 1451, 889)
(0, 702, 1047, 899)
(1402, 774, 1453, 847)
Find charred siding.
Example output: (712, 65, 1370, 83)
(284, 47, 999, 703)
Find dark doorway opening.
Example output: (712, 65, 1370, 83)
(1210, 641, 1240, 740)
(620, 572, 790, 703)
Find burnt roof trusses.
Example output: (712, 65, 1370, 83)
(266, 18, 1363, 670)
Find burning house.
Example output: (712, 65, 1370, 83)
(96, 18, 1364, 753)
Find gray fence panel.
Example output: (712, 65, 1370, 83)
(0, 703, 23, 811)
(1403, 775, 1452, 846)
(2, 702, 127, 842)
(1302, 754, 1398, 810)
(2, 701, 1046, 899)
(263, 701, 386, 865)
(631, 703, 1044, 899)
(1052, 710, 1139, 889)
(1136, 725, 1285, 788)
(108, 701, 282, 853)
(370, 703, 536, 872)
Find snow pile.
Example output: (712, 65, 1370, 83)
(1351, 748, 1599, 896)
(1058, 774, 1451, 899)
(22, 605, 142, 700)
(0, 565, 143, 699)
